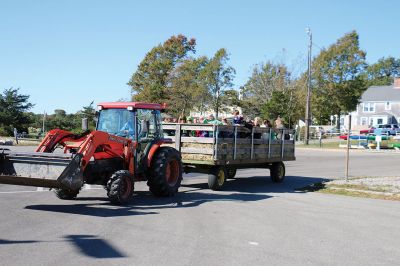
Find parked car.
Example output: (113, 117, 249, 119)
(309, 126, 325, 138)
(375, 124, 400, 136)
(326, 125, 347, 135)
(360, 126, 375, 135)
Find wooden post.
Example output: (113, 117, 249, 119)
(268, 129, 272, 158)
(234, 126, 237, 160)
(214, 125, 218, 160)
(345, 114, 351, 182)
(250, 127, 254, 159)
(281, 129, 285, 159)
(175, 124, 182, 153)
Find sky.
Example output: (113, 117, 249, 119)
(1, 0, 399, 114)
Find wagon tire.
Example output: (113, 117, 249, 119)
(208, 166, 227, 190)
(270, 162, 285, 183)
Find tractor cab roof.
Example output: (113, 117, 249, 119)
(98, 102, 166, 111)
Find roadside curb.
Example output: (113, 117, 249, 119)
(296, 147, 400, 154)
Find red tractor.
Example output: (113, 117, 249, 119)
(0, 102, 183, 204)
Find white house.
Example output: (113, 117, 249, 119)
(351, 77, 400, 127)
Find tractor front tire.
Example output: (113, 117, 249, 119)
(54, 188, 80, 200)
(208, 166, 227, 190)
(107, 170, 134, 204)
(270, 162, 285, 183)
(148, 147, 183, 197)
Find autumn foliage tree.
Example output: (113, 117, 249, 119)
(128, 35, 196, 103)
(128, 35, 236, 118)
(168, 57, 209, 117)
(364, 56, 400, 86)
(311, 31, 367, 126)
(200, 48, 235, 119)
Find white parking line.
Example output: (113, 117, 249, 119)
(0, 190, 45, 194)
(0, 185, 104, 194)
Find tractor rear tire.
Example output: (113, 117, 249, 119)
(270, 162, 285, 183)
(107, 170, 134, 205)
(208, 166, 227, 190)
(148, 147, 182, 197)
(54, 188, 80, 200)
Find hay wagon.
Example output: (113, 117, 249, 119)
(162, 123, 296, 190)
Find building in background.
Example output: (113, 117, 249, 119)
(351, 78, 400, 127)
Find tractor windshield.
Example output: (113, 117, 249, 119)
(97, 109, 135, 138)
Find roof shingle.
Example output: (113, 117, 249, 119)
(361, 85, 400, 102)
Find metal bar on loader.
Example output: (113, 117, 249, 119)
(0, 175, 62, 188)
(0, 150, 74, 189)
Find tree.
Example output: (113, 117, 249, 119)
(128, 35, 196, 103)
(364, 56, 400, 86)
(48, 109, 73, 130)
(167, 57, 209, 117)
(241, 62, 292, 118)
(200, 48, 235, 119)
(219, 89, 241, 114)
(261, 91, 289, 124)
(260, 83, 304, 128)
(81, 101, 96, 129)
(311, 31, 367, 127)
(0, 88, 34, 135)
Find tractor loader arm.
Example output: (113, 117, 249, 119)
(0, 130, 135, 191)
(35, 129, 91, 153)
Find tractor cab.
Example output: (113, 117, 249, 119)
(96, 102, 165, 141)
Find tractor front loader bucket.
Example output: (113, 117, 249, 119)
(0, 148, 84, 190)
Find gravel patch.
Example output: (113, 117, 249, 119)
(328, 176, 400, 193)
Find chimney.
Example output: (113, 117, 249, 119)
(394, 77, 400, 89)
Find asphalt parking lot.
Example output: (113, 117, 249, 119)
(0, 146, 399, 265)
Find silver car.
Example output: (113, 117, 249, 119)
(375, 124, 400, 136)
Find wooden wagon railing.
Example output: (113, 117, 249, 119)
(162, 123, 295, 165)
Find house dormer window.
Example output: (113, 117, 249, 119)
(363, 102, 375, 113)
(385, 101, 391, 110)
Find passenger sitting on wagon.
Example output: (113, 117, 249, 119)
(186, 117, 197, 137)
(202, 114, 223, 137)
(232, 110, 243, 125)
(163, 117, 175, 136)
(253, 117, 262, 139)
(242, 117, 254, 138)
(275, 117, 289, 140)
(178, 115, 189, 136)
(203, 114, 222, 125)
(222, 117, 230, 125)
(261, 119, 272, 128)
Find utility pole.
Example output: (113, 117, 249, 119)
(304, 28, 312, 145)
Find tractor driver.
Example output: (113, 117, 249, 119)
(119, 120, 135, 139)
